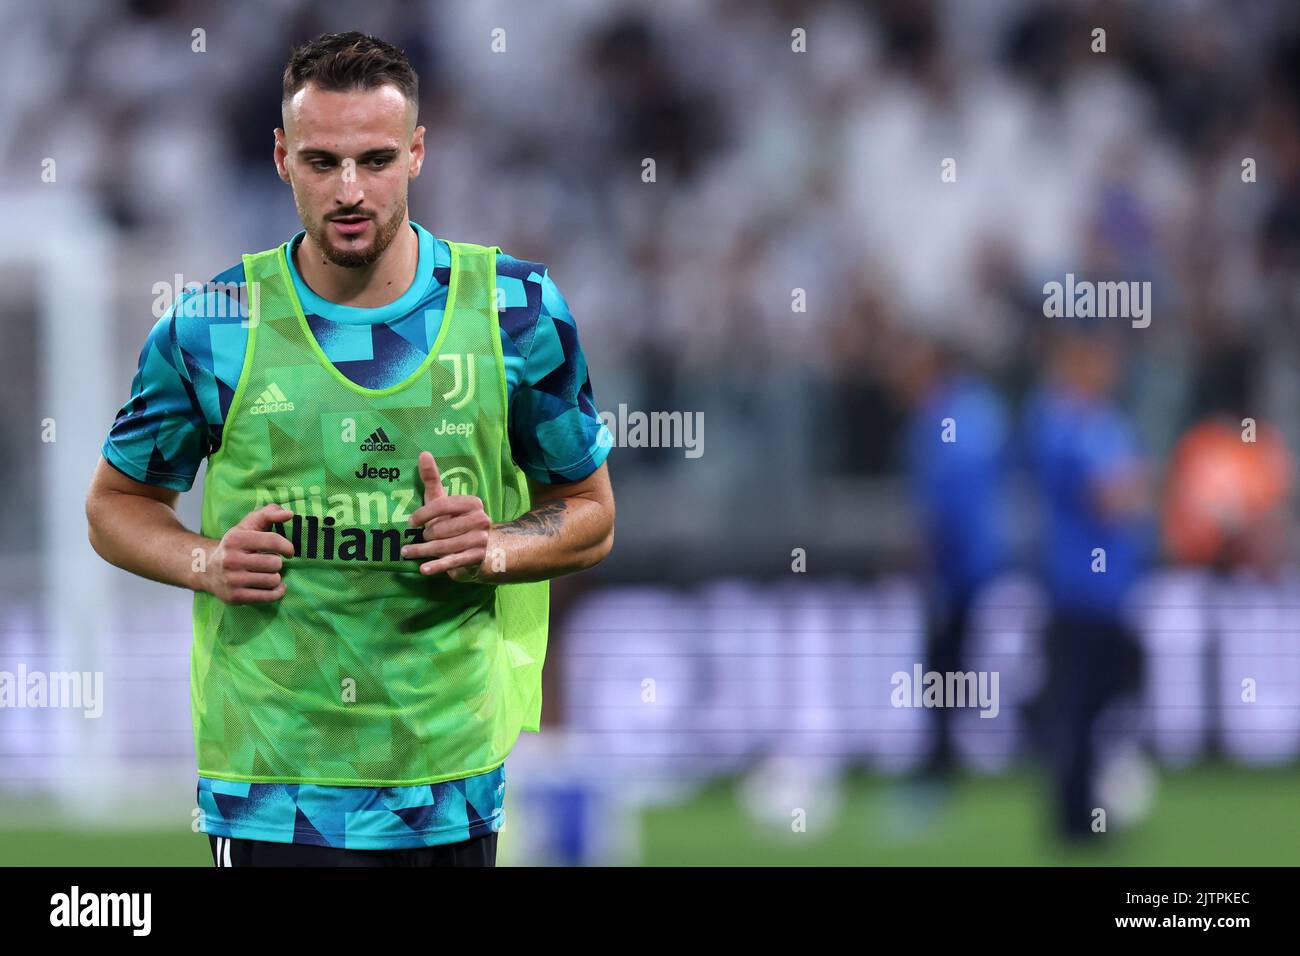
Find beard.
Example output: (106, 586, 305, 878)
(302, 198, 408, 268)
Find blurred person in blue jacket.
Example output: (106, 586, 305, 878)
(1023, 322, 1151, 842)
(893, 335, 1012, 780)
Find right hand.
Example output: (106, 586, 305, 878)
(202, 503, 296, 604)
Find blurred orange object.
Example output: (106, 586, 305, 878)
(1163, 418, 1294, 566)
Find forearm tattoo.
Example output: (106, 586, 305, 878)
(496, 499, 569, 538)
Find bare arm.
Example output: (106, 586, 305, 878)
(404, 454, 615, 584)
(85, 455, 212, 592)
(486, 462, 616, 581)
(85, 455, 294, 602)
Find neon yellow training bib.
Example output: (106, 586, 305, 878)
(191, 238, 549, 787)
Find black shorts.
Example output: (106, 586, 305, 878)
(208, 831, 498, 867)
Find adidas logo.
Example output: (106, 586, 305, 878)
(249, 383, 294, 415)
(359, 427, 397, 452)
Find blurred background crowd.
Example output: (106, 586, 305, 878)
(1, 0, 1298, 864)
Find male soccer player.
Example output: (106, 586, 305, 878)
(1023, 323, 1148, 842)
(84, 32, 616, 867)
(894, 337, 1010, 781)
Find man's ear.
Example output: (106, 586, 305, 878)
(273, 128, 291, 184)
(409, 125, 426, 179)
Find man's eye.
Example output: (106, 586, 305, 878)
(368, 158, 391, 168)
(309, 159, 333, 171)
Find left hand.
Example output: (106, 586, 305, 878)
(402, 451, 492, 582)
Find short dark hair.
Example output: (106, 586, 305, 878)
(282, 32, 418, 109)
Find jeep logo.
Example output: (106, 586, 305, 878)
(354, 463, 401, 482)
(433, 419, 474, 437)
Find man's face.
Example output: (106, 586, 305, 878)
(274, 82, 424, 268)
(1055, 335, 1120, 398)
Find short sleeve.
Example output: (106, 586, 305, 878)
(507, 269, 613, 484)
(101, 307, 211, 492)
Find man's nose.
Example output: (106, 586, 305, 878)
(336, 159, 363, 206)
